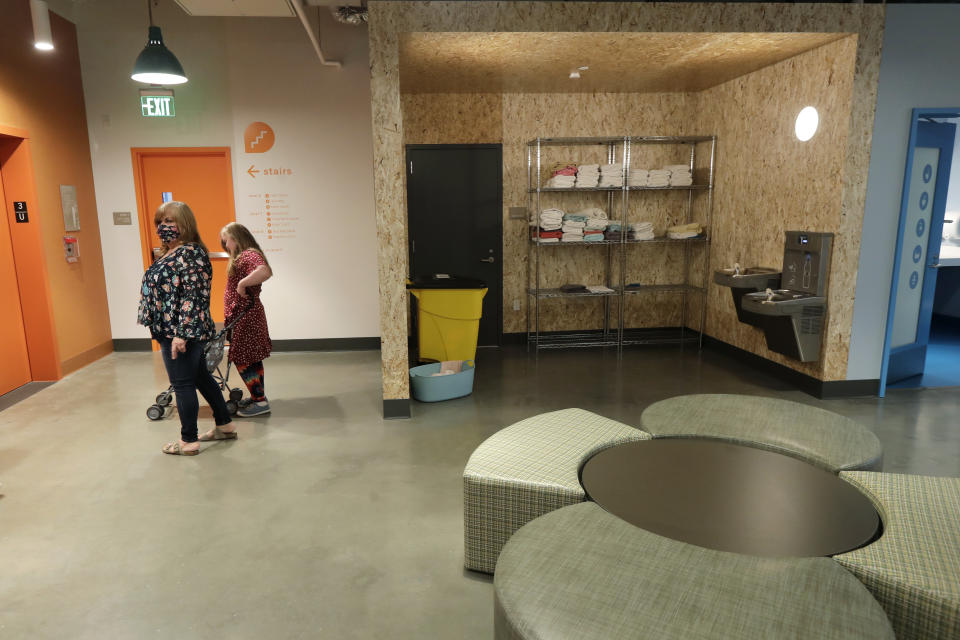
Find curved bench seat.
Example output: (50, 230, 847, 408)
(834, 472, 960, 640)
(463, 408, 648, 573)
(641, 394, 883, 472)
(495, 502, 895, 640)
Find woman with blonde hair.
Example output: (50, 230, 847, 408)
(218, 222, 273, 417)
(137, 201, 234, 455)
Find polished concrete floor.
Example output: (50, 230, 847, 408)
(0, 346, 958, 638)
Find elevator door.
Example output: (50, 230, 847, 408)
(0, 172, 32, 395)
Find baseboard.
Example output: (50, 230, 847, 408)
(113, 338, 152, 352)
(703, 337, 879, 399)
(272, 338, 380, 351)
(0, 382, 55, 413)
(112, 337, 381, 353)
(383, 398, 411, 419)
(61, 339, 114, 375)
(502, 332, 526, 345)
(819, 379, 881, 398)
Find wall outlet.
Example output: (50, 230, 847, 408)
(512, 299, 520, 311)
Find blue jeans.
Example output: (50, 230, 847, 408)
(158, 337, 232, 443)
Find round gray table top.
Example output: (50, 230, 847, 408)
(640, 394, 883, 472)
(581, 439, 881, 557)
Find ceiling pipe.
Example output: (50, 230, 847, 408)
(288, 0, 341, 68)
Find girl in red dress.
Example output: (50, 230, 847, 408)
(220, 223, 273, 417)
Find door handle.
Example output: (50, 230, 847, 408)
(480, 257, 495, 263)
(209, 252, 229, 258)
(928, 262, 942, 269)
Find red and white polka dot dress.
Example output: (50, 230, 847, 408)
(224, 250, 272, 366)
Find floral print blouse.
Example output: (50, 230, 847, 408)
(137, 243, 216, 341)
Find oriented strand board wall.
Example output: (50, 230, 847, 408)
(370, 2, 883, 402)
(401, 94, 502, 144)
(697, 36, 858, 379)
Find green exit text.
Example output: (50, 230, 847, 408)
(141, 95, 175, 117)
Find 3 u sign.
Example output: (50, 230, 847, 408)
(13, 201, 28, 223)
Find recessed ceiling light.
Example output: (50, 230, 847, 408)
(578, 66, 589, 71)
(569, 71, 581, 79)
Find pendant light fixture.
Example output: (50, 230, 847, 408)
(131, 0, 187, 85)
(30, 0, 54, 51)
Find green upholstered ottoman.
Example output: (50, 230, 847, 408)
(494, 502, 895, 640)
(641, 394, 883, 472)
(834, 472, 960, 640)
(463, 408, 648, 574)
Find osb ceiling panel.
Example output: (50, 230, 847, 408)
(399, 32, 850, 94)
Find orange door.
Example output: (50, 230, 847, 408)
(132, 148, 236, 325)
(0, 171, 32, 395)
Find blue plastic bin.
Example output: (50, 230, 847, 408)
(409, 361, 475, 402)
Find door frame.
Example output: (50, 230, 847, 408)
(130, 147, 237, 270)
(404, 143, 504, 346)
(878, 108, 959, 396)
(0, 124, 62, 381)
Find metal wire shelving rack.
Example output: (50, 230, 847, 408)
(525, 135, 717, 351)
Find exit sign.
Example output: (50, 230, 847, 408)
(141, 94, 175, 117)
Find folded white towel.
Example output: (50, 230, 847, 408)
(562, 220, 586, 229)
(541, 208, 564, 216)
(537, 237, 560, 243)
(540, 214, 563, 222)
(667, 231, 699, 239)
(629, 232, 655, 241)
(540, 223, 562, 231)
(574, 208, 608, 219)
(578, 164, 600, 172)
(584, 219, 607, 230)
(562, 233, 584, 242)
(629, 170, 650, 178)
(546, 176, 576, 188)
(630, 221, 654, 231)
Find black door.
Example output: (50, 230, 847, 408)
(406, 145, 502, 347)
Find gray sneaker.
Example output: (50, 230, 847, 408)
(236, 400, 270, 417)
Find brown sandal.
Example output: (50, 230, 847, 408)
(198, 426, 238, 442)
(162, 441, 200, 456)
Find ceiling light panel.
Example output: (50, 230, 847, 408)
(174, 0, 294, 17)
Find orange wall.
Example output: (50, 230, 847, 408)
(0, 1, 111, 375)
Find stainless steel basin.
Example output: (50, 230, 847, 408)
(713, 267, 781, 290)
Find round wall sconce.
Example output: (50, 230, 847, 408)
(795, 107, 819, 142)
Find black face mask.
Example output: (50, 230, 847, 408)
(157, 223, 180, 243)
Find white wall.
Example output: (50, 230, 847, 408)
(847, 4, 960, 380)
(61, 0, 379, 339)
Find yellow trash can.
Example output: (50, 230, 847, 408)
(407, 275, 487, 363)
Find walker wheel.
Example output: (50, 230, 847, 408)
(146, 405, 164, 421)
(229, 388, 243, 402)
(157, 393, 173, 407)
(226, 400, 238, 415)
